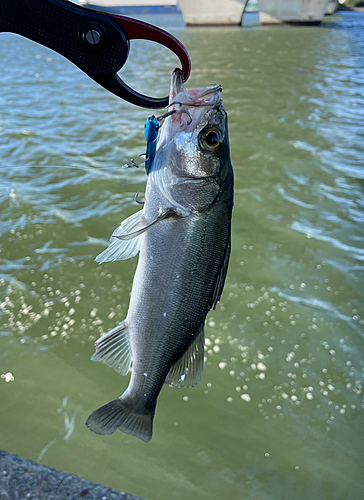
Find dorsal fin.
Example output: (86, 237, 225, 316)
(212, 240, 231, 310)
(165, 326, 204, 388)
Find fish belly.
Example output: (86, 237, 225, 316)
(125, 197, 232, 408)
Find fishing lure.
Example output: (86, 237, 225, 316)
(144, 115, 160, 174)
(123, 108, 192, 174)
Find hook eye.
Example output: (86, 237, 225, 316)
(156, 110, 177, 121)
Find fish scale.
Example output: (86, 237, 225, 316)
(86, 68, 234, 442)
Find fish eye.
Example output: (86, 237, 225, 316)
(199, 127, 223, 153)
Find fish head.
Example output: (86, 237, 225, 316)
(152, 69, 232, 213)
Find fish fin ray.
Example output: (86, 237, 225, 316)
(86, 397, 153, 442)
(113, 208, 177, 241)
(95, 237, 140, 263)
(165, 326, 204, 388)
(212, 240, 231, 310)
(91, 321, 132, 376)
(95, 210, 144, 263)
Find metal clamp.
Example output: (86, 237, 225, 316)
(0, 0, 191, 108)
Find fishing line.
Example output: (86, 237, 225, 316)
(0, 165, 127, 171)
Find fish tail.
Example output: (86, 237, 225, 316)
(85, 396, 154, 443)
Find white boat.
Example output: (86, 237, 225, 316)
(78, 0, 180, 15)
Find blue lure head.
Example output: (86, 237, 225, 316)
(144, 116, 160, 175)
(126, 109, 190, 175)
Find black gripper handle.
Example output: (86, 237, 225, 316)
(0, 0, 130, 78)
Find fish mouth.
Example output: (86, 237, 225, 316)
(169, 68, 222, 107)
(162, 69, 223, 132)
(170, 68, 185, 104)
(188, 85, 223, 102)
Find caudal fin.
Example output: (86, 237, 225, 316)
(85, 398, 154, 443)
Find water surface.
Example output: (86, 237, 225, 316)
(0, 11, 363, 500)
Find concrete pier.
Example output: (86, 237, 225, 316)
(326, 0, 339, 15)
(179, 0, 248, 26)
(0, 449, 146, 500)
(258, 0, 330, 24)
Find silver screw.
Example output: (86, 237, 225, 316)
(85, 29, 101, 45)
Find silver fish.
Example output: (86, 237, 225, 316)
(86, 68, 234, 442)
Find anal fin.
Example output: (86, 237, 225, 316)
(165, 325, 204, 388)
(91, 321, 132, 376)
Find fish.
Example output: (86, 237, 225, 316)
(86, 68, 234, 442)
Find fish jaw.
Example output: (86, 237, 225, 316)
(169, 67, 222, 108)
(169, 67, 185, 103)
(150, 76, 231, 215)
(164, 69, 223, 133)
(152, 68, 229, 188)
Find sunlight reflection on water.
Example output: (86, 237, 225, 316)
(0, 10, 364, 500)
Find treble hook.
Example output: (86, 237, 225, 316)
(156, 109, 177, 122)
(121, 153, 147, 169)
(135, 191, 145, 205)
(122, 107, 192, 173)
(156, 108, 193, 126)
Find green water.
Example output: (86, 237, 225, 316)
(1, 11, 364, 500)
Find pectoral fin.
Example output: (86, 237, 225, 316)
(165, 326, 204, 388)
(95, 210, 144, 263)
(113, 209, 177, 241)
